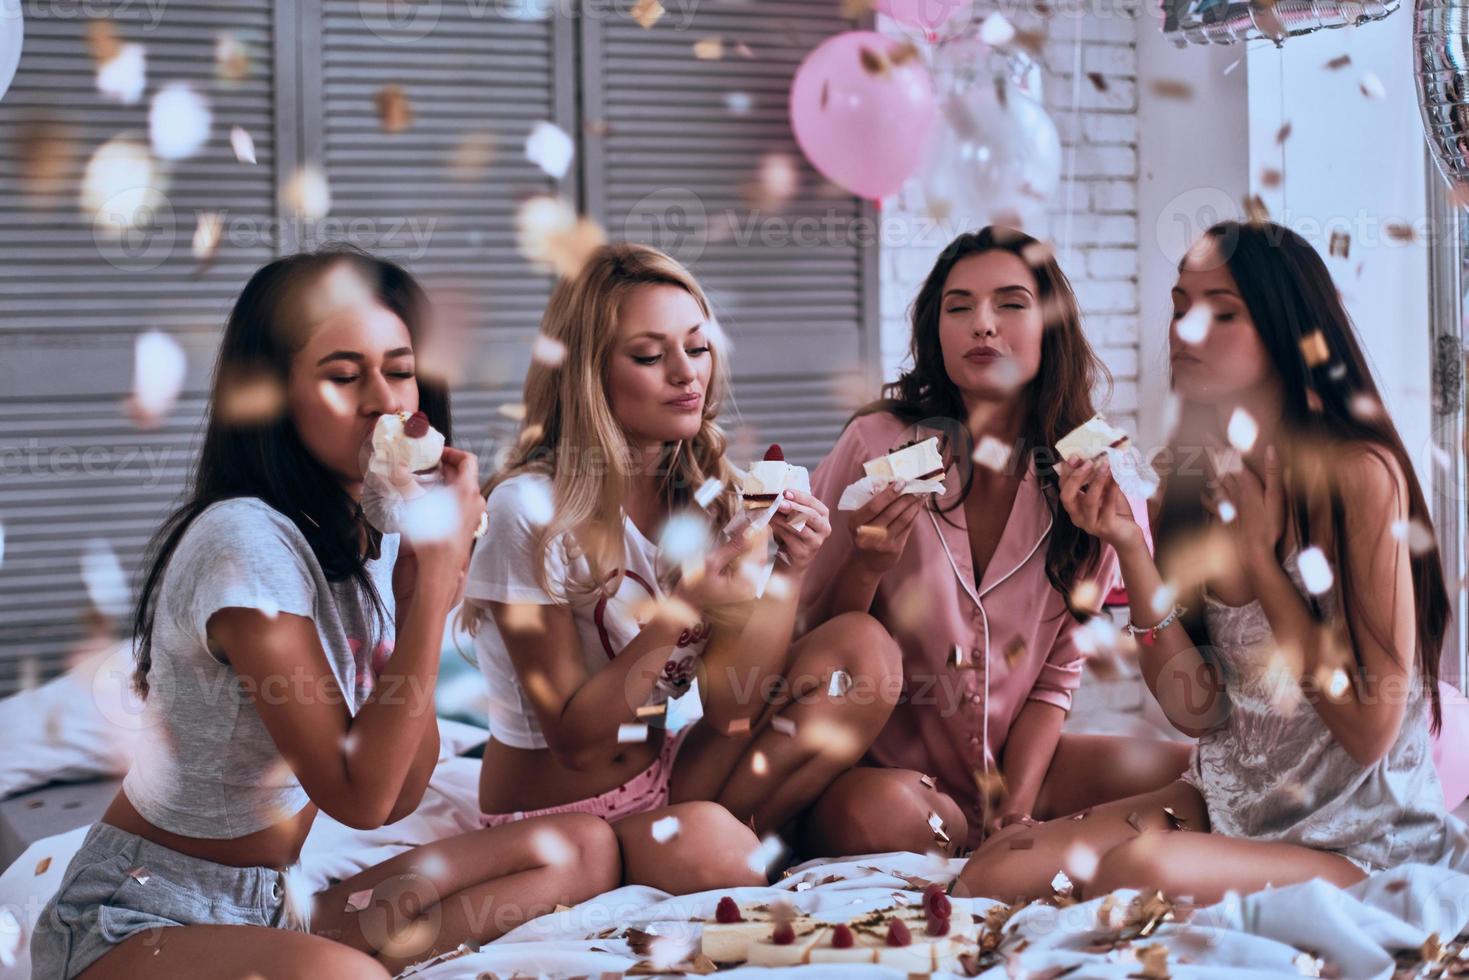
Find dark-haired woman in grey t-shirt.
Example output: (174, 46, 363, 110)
(30, 250, 620, 980)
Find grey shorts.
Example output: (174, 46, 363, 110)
(29, 821, 299, 980)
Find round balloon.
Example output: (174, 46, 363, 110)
(789, 31, 936, 201)
(919, 71, 1061, 228)
(0, 2, 22, 103)
(876, 0, 976, 35)
(1433, 680, 1469, 811)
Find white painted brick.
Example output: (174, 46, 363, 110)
(1061, 213, 1138, 246)
(1084, 44, 1137, 78)
(1090, 179, 1138, 213)
(1081, 112, 1139, 145)
(1089, 314, 1140, 345)
(1098, 344, 1139, 378)
(1071, 144, 1138, 179)
(1048, 11, 1138, 44)
(1103, 380, 1139, 414)
(1072, 278, 1137, 314)
(1086, 247, 1138, 280)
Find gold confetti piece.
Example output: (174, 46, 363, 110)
(725, 716, 752, 735)
(215, 33, 250, 82)
(770, 715, 797, 736)
(1135, 942, 1171, 979)
(1300, 331, 1330, 367)
(1326, 230, 1351, 259)
(1386, 222, 1417, 243)
(634, 702, 667, 721)
(859, 46, 889, 77)
(927, 810, 950, 846)
(919, 773, 936, 790)
(515, 195, 606, 279)
(890, 40, 921, 66)
(1148, 79, 1195, 100)
(1086, 72, 1109, 92)
(1126, 810, 1144, 833)
(693, 37, 723, 59)
(950, 643, 968, 668)
(631, 0, 664, 28)
(1161, 806, 1187, 831)
(88, 19, 122, 64)
(126, 866, 150, 884)
(34, 857, 51, 875)
(281, 165, 331, 219)
(827, 670, 853, 697)
(1244, 193, 1271, 224)
(1276, 121, 1293, 145)
(1260, 168, 1282, 189)
(1325, 54, 1352, 70)
(733, 41, 755, 59)
(448, 131, 497, 181)
(376, 84, 413, 133)
(1002, 636, 1027, 667)
(344, 888, 373, 912)
(617, 723, 649, 743)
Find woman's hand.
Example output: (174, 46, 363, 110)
(407, 446, 484, 608)
(847, 485, 926, 579)
(770, 489, 831, 577)
(672, 525, 765, 614)
(1206, 444, 1285, 572)
(1059, 456, 1141, 550)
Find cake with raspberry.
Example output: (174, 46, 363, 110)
(739, 444, 810, 511)
(368, 410, 445, 481)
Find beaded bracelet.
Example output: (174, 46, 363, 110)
(1124, 603, 1188, 646)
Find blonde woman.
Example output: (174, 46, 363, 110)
(457, 244, 919, 892)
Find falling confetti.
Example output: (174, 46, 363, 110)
(230, 126, 257, 165)
(651, 815, 681, 843)
(1226, 407, 1258, 453)
(1359, 72, 1386, 100)
(526, 121, 575, 179)
(215, 33, 250, 82)
(618, 723, 650, 743)
(34, 857, 51, 876)
(978, 12, 1016, 46)
(694, 478, 723, 509)
(82, 138, 166, 235)
(82, 541, 130, 619)
(97, 43, 146, 104)
(0, 909, 19, 969)
(531, 333, 567, 368)
(827, 669, 852, 697)
(744, 152, 799, 210)
(1297, 546, 1334, 595)
(747, 834, 786, 875)
(1325, 54, 1352, 70)
(1050, 870, 1074, 897)
(1217, 499, 1237, 524)
(1385, 222, 1418, 243)
(1299, 331, 1330, 367)
(1002, 636, 1027, 667)
(770, 715, 797, 737)
(449, 131, 497, 180)
(1148, 79, 1195, 100)
(724, 91, 754, 115)
(927, 810, 950, 846)
(1324, 667, 1350, 699)
(693, 37, 723, 59)
(192, 210, 223, 266)
(0, 522, 6, 569)
(376, 85, 413, 133)
(1260, 168, 1282, 189)
(131, 330, 188, 426)
(1276, 121, 1293, 145)
(1391, 519, 1437, 555)
(973, 435, 1012, 473)
(515, 195, 606, 278)
(751, 750, 769, 776)
(1175, 303, 1212, 345)
(631, 0, 665, 28)
(1150, 583, 1176, 617)
(281, 165, 331, 219)
(149, 83, 213, 161)
(1329, 230, 1351, 258)
(1086, 72, 1109, 93)
(345, 888, 374, 912)
(658, 511, 713, 569)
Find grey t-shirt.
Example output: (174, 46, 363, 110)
(121, 497, 399, 839)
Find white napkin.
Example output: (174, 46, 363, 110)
(837, 475, 946, 512)
(1101, 444, 1161, 500)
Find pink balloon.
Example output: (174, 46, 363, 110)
(789, 31, 936, 201)
(876, 0, 975, 32)
(1433, 681, 1469, 812)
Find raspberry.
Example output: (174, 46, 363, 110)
(771, 922, 796, 945)
(403, 411, 430, 438)
(831, 924, 854, 949)
(923, 885, 951, 921)
(763, 444, 785, 461)
(714, 897, 742, 924)
(925, 916, 950, 937)
(885, 918, 911, 947)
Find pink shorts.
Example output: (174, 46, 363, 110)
(479, 726, 691, 828)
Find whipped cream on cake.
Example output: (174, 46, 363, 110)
(739, 444, 810, 511)
(1055, 413, 1130, 463)
(863, 436, 946, 483)
(368, 410, 445, 481)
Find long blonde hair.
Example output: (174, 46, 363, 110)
(463, 243, 740, 631)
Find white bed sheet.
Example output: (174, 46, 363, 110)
(4, 754, 1468, 979)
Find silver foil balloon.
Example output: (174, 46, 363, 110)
(1163, 0, 1398, 46)
(1417, 0, 1469, 186)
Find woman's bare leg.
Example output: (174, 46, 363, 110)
(670, 612, 901, 836)
(796, 767, 968, 858)
(956, 779, 1208, 902)
(614, 801, 766, 894)
(311, 812, 620, 975)
(1032, 733, 1194, 820)
(79, 925, 388, 980)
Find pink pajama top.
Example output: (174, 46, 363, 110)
(800, 411, 1147, 847)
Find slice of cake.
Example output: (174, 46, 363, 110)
(1055, 413, 1131, 464)
(367, 410, 446, 480)
(700, 898, 818, 964)
(863, 436, 946, 483)
(740, 444, 810, 511)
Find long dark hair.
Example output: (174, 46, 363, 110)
(856, 226, 1110, 607)
(1155, 221, 1448, 728)
(131, 247, 452, 696)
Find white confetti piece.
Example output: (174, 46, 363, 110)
(1217, 499, 1237, 524)
(1359, 72, 1386, 101)
(1051, 870, 1074, 896)
(979, 12, 1016, 46)
(618, 723, 649, 743)
(515, 195, 606, 278)
(230, 126, 257, 164)
(525, 121, 574, 179)
(0, 908, 20, 969)
(132, 330, 187, 423)
(82, 138, 165, 235)
(1298, 546, 1334, 595)
(770, 715, 796, 736)
(1226, 407, 1258, 453)
(82, 541, 130, 618)
(1325, 667, 1350, 699)
(97, 43, 146, 104)
(746, 833, 786, 876)
(192, 211, 223, 263)
(215, 33, 249, 81)
(344, 888, 374, 912)
(1224, 58, 1241, 76)
(281, 165, 331, 219)
(751, 750, 769, 776)
(126, 866, 150, 884)
(827, 669, 852, 697)
(724, 91, 754, 115)
(398, 485, 463, 543)
(650, 815, 681, 843)
(659, 512, 713, 568)
(1151, 583, 1176, 617)
(149, 83, 212, 161)
(972, 435, 1012, 473)
(531, 333, 567, 367)
(694, 477, 724, 509)
(282, 867, 314, 931)
(1391, 519, 1437, 555)
(1175, 303, 1212, 345)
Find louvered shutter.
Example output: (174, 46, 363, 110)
(579, 0, 880, 469)
(0, 2, 281, 692)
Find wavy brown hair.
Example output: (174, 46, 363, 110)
(856, 226, 1111, 611)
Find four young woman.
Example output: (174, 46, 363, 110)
(30, 222, 1462, 976)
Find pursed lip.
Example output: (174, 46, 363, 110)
(964, 345, 1002, 362)
(665, 392, 702, 409)
(1170, 351, 1202, 364)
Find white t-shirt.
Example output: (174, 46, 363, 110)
(465, 472, 713, 750)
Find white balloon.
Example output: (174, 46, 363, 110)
(0, 2, 22, 103)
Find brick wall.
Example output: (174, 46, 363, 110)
(877, 3, 1143, 441)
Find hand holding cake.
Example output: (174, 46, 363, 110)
(361, 409, 487, 539)
(838, 435, 948, 512)
(1054, 413, 1159, 500)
